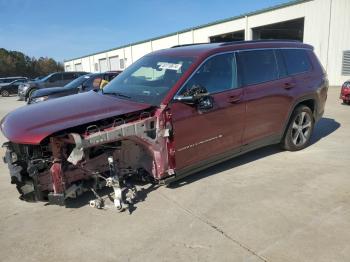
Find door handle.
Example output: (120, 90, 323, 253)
(283, 82, 296, 89)
(228, 95, 241, 104)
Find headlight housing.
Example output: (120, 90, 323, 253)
(19, 83, 30, 91)
(30, 96, 48, 104)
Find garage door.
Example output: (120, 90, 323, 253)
(75, 63, 83, 71)
(109, 56, 120, 71)
(99, 58, 108, 72)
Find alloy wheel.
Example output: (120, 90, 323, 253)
(291, 111, 312, 146)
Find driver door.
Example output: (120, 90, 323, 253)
(170, 53, 245, 170)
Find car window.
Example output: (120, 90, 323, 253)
(104, 74, 117, 82)
(49, 73, 62, 82)
(83, 75, 102, 90)
(275, 50, 288, 79)
(65, 74, 91, 89)
(181, 53, 237, 94)
(103, 55, 194, 106)
(13, 79, 26, 84)
(92, 77, 102, 89)
(63, 73, 75, 80)
(238, 50, 279, 86)
(282, 49, 312, 75)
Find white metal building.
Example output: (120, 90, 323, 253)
(64, 0, 350, 86)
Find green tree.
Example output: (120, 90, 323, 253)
(0, 48, 63, 78)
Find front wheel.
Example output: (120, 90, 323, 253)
(27, 89, 37, 100)
(281, 106, 314, 151)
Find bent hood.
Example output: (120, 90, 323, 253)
(1, 91, 153, 145)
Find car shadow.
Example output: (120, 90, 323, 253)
(64, 181, 160, 214)
(170, 117, 340, 188)
(310, 117, 340, 145)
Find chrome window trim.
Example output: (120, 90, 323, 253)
(174, 47, 312, 97)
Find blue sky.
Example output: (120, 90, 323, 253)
(0, 0, 291, 62)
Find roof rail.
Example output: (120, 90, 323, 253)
(171, 40, 302, 49)
(171, 43, 210, 48)
(220, 39, 301, 46)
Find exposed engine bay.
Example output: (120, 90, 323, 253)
(2, 107, 176, 212)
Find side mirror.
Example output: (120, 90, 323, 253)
(173, 95, 196, 104)
(197, 95, 214, 110)
(173, 84, 213, 110)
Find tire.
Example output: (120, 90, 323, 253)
(1, 90, 10, 97)
(343, 100, 350, 105)
(281, 105, 314, 151)
(27, 89, 37, 99)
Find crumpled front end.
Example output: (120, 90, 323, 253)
(2, 107, 176, 211)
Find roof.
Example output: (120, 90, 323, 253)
(64, 0, 312, 62)
(149, 40, 313, 58)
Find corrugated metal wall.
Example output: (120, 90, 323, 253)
(64, 0, 350, 85)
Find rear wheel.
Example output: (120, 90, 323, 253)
(1, 90, 9, 97)
(281, 106, 314, 151)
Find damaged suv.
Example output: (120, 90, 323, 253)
(1, 41, 328, 210)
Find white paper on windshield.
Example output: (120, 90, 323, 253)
(157, 62, 182, 71)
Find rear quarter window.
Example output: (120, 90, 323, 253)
(281, 49, 312, 75)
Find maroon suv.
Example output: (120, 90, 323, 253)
(1, 41, 328, 210)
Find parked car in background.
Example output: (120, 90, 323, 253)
(29, 71, 120, 104)
(0, 41, 328, 208)
(31, 76, 44, 81)
(0, 78, 28, 97)
(18, 71, 88, 101)
(340, 81, 350, 104)
(0, 77, 27, 87)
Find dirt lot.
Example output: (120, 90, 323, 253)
(0, 87, 349, 262)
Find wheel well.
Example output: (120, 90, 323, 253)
(281, 98, 316, 141)
(297, 99, 315, 114)
(26, 88, 36, 99)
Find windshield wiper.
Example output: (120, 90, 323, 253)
(102, 90, 131, 99)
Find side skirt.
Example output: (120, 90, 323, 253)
(162, 134, 281, 185)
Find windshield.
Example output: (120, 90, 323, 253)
(103, 55, 195, 106)
(38, 74, 54, 82)
(64, 74, 92, 89)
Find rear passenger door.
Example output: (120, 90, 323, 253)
(237, 49, 295, 145)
